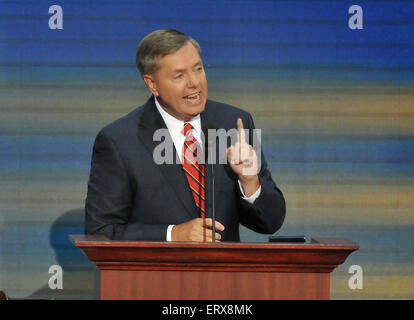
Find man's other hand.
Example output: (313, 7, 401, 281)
(171, 218, 225, 242)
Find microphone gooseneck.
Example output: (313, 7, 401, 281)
(203, 123, 217, 243)
(210, 146, 215, 242)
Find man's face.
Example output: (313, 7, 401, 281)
(144, 42, 208, 122)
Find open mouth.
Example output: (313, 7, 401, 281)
(184, 92, 201, 104)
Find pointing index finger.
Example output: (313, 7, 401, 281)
(237, 118, 246, 144)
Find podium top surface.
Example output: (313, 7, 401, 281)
(69, 235, 359, 273)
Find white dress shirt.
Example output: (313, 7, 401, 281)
(154, 97, 261, 241)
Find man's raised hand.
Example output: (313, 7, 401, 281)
(226, 118, 260, 197)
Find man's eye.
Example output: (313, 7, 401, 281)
(174, 74, 182, 79)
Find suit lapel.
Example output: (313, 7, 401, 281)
(136, 97, 199, 219)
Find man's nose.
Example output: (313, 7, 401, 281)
(187, 73, 199, 88)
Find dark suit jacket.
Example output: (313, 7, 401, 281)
(85, 96, 285, 241)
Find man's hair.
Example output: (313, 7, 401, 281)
(136, 29, 202, 77)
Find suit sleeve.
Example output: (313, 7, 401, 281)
(237, 113, 286, 234)
(85, 130, 168, 240)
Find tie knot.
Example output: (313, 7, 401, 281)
(183, 122, 193, 136)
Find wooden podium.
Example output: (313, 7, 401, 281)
(70, 235, 358, 300)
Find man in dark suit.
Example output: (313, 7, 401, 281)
(85, 29, 285, 242)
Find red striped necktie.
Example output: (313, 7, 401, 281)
(182, 122, 206, 218)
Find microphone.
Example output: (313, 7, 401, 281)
(202, 123, 217, 242)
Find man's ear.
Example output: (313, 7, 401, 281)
(143, 74, 159, 97)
